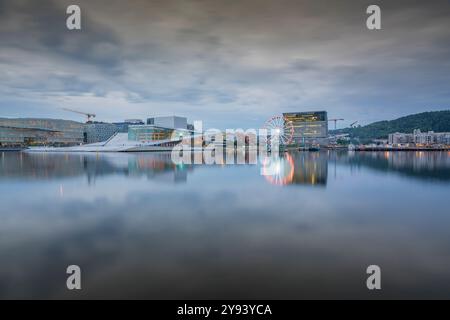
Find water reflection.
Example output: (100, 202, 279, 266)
(261, 152, 327, 186)
(1, 151, 450, 299)
(0, 152, 191, 184)
(2, 151, 450, 185)
(342, 151, 450, 182)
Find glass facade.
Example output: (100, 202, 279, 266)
(0, 118, 193, 147)
(146, 116, 187, 130)
(84, 122, 118, 144)
(283, 111, 328, 145)
(128, 125, 190, 142)
(0, 118, 84, 146)
(113, 120, 144, 133)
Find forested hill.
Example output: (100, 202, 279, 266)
(333, 110, 450, 141)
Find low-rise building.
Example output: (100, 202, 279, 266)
(388, 129, 450, 146)
(0, 118, 84, 146)
(388, 132, 414, 145)
(0, 116, 193, 147)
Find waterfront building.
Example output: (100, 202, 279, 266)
(84, 122, 119, 144)
(413, 129, 450, 145)
(1, 115, 195, 149)
(147, 116, 188, 130)
(389, 129, 450, 146)
(128, 125, 192, 142)
(388, 132, 414, 145)
(113, 119, 145, 133)
(128, 116, 193, 143)
(0, 118, 84, 146)
(282, 111, 328, 146)
(0, 118, 130, 146)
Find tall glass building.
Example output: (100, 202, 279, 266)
(283, 111, 328, 146)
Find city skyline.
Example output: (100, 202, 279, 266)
(1, 0, 450, 129)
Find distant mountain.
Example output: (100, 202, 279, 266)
(333, 110, 450, 142)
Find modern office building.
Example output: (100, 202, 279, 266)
(113, 119, 145, 133)
(147, 116, 187, 130)
(84, 122, 119, 144)
(0, 115, 194, 148)
(128, 116, 192, 143)
(128, 116, 192, 142)
(0, 118, 85, 146)
(283, 111, 328, 146)
(28, 115, 196, 152)
(128, 125, 191, 142)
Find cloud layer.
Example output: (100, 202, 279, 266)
(0, 0, 449, 128)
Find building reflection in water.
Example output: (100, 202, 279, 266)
(0, 152, 191, 184)
(343, 150, 450, 182)
(1, 150, 449, 186)
(261, 152, 328, 186)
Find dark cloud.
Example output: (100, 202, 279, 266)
(0, 0, 122, 69)
(0, 0, 449, 127)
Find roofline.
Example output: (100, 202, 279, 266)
(283, 111, 327, 115)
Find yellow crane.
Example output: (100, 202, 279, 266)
(61, 108, 96, 123)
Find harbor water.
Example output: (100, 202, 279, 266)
(0, 150, 450, 299)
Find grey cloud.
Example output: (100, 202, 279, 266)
(0, 0, 123, 70)
(0, 0, 449, 126)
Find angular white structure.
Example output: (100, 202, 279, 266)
(25, 133, 184, 152)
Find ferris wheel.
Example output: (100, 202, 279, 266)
(263, 115, 295, 145)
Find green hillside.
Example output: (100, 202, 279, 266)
(334, 110, 450, 142)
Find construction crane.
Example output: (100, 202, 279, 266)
(350, 121, 358, 128)
(328, 118, 344, 130)
(61, 108, 96, 123)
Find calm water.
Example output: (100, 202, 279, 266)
(1, 150, 450, 299)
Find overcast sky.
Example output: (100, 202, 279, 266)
(0, 0, 449, 128)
